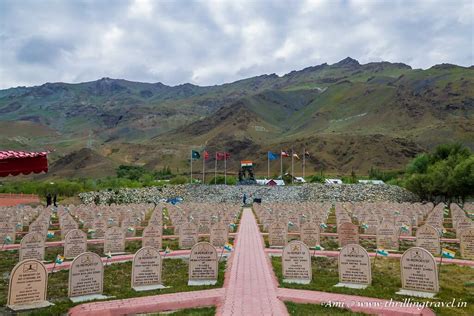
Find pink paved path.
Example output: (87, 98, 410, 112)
(217, 208, 288, 315)
(68, 208, 437, 316)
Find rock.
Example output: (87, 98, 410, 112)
(79, 184, 418, 205)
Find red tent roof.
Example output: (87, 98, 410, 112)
(0, 150, 49, 177)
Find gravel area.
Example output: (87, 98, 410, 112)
(79, 184, 419, 205)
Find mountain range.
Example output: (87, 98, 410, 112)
(0, 57, 472, 179)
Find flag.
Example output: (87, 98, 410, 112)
(192, 150, 201, 160)
(442, 248, 455, 259)
(47, 230, 55, 239)
(320, 223, 328, 229)
(106, 251, 112, 259)
(16, 223, 22, 229)
(203, 150, 209, 160)
(443, 208, 449, 215)
(281, 151, 290, 157)
(442, 228, 447, 235)
(401, 224, 410, 233)
(361, 223, 369, 230)
(376, 249, 389, 256)
(268, 151, 278, 161)
(55, 254, 65, 264)
(229, 223, 237, 230)
(87, 229, 96, 234)
(216, 152, 230, 160)
(394, 211, 400, 215)
(292, 153, 300, 160)
(224, 242, 233, 251)
(165, 246, 171, 254)
(127, 227, 135, 233)
(3, 235, 12, 244)
(288, 221, 294, 227)
(315, 244, 325, 251)
(304, 150, 310, 158)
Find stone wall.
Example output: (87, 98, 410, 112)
(78, 184, 418, 205)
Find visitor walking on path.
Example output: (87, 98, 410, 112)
(46, 193, 52, 207)
(243, 193, 247, 205)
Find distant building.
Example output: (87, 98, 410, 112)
(325, 178, 343, 184)
(256, 178, 285, 186)
(358, 180, 385, 185)
(294, 177, 306, 183)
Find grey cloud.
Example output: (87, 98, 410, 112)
(0, 0, 472, 89)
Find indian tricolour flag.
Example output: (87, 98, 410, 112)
(240, 160, 253, 167)
(441, 248, 455, 259)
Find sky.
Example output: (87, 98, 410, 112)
(0, 0, 472, 89)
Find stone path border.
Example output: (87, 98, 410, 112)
(67, 208, 437, 315)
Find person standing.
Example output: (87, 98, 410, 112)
(53, 194, 58, 207)
(243, 193, 247, 205)
(46, 193, 52, 207)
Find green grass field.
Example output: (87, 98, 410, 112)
(272, 256, 474, 316)
(0, 253, 227, 316)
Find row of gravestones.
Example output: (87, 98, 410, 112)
(282, 240, 441, 298)
(7, 242, 220, 311)
(13, 220, 231, 263)
(254, 202, 472, 237)
(267, 220, 474, 260)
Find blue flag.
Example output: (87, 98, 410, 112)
(268, 151, 278, 160)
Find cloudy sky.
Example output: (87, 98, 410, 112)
(0, 0, 472, 89)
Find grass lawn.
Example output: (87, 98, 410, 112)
(0, 250, 227, 316)
(272, 256, 474, 316)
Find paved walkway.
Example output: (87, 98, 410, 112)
(68, 208, 437, 316)
(217, 208, 288, 315)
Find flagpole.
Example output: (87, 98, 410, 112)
(190, 149, 193, 184)
(214, 152, 217, 185)
(224, 151, 227, 185)
(267, 152, 270, 179)
(303, 148, 305, 179)
(202, 151, 205, 184)
(280, 149, 283, 179)
(291, 148, 294, 184)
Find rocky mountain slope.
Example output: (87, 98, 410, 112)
(0, 58, 472, 178)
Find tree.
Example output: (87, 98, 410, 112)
(403, 143, 473, 202)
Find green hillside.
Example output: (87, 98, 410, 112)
(1, 58, 472, 177)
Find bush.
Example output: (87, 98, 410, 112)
(170, 176, 188, 185)
(402, 143, 473, 202)
(208, 176, 236, 185)
(308, 175, 325, 183)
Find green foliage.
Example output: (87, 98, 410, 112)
(368, 167, 401, 182)
(156, 166, 173, 179)
(208, 175, 237, 185)
(116, 165, 148, 181)
(170, 176, 188, 185)
(308, 174, 325, 183)
(403, 143, 473, 202)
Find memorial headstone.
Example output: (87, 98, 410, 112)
(131, 247, 165, 291)
(415, 224, 440, 255)
(282, 240, 312, 284)
(179, 222, 199, 249)
(338, 222, 359, 247)
(142, 225, 162, 250)
(68, 252, 107, 302)
(188, 242, 218, 286)
(269, 221, 287, 247)
(210, 222, 228, 248)
(460, 227, 474, 260)
(376, 221, 399, 250)
(397, 247, 439, 298)
(300, 222, 320, 248)
(336, 244, 371, 289)
(64, 229, 87, 259)
(0, 222, 15, 245)
(7, 259, 52, 310)
(19, 232, 45, 261)
(104, 226, 125, 255)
